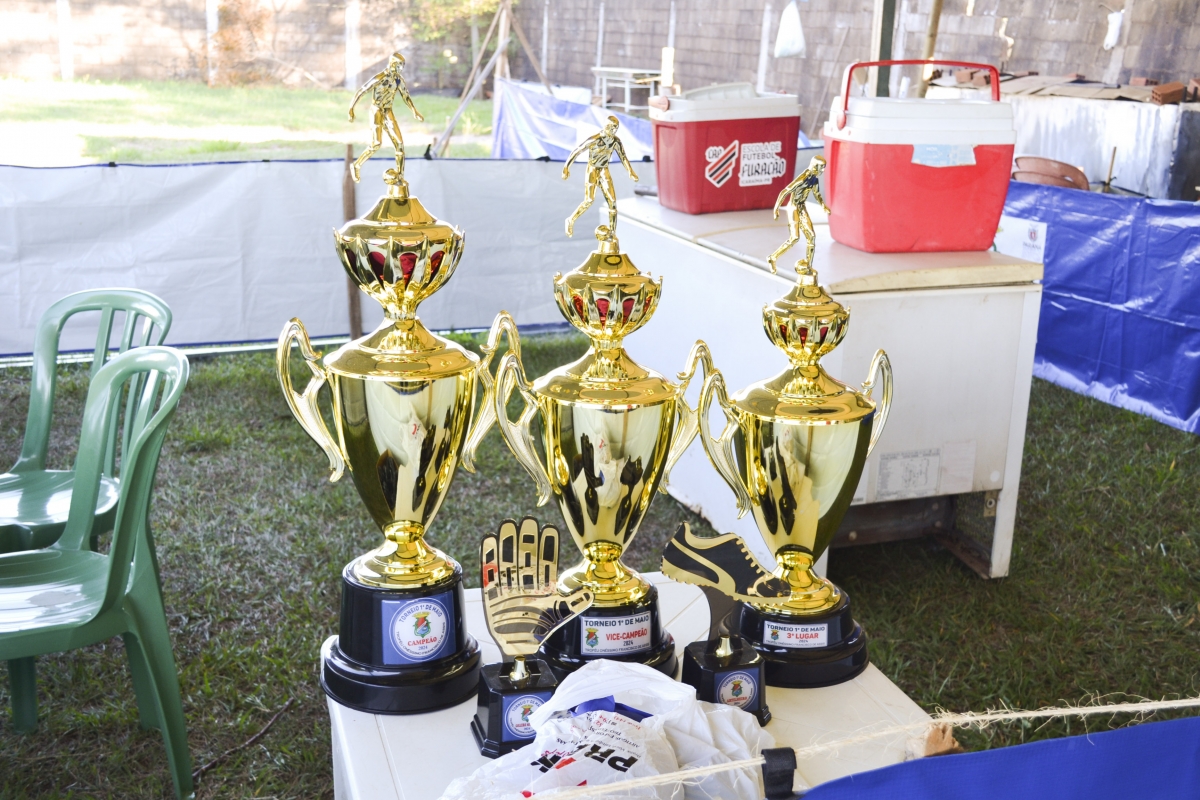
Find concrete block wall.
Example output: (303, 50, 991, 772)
(0, 0, 470, 89)
(516, 0, 1200, 134)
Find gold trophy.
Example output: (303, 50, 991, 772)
(492, 118, 713, 677)
(695, 155, 893, 687)
(277, 56, 517, 713)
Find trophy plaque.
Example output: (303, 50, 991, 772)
(663, 523, 791, 725)
(696, 156, 894, 688)
(277, 56, 518, 714)
(471, 517, 593, 757)
(491, 118, 714, 678)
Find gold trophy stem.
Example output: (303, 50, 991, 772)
(352, 521, 456, 587)
(508, 655, 529, 683)
(559, 542, 650, 606)
(754, 549, 841, 614)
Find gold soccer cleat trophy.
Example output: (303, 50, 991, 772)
(471, 518, 594, 757)
(277, 57, 517, 713)
(491, 118, 714, 677)
(694, 155, 893, 687)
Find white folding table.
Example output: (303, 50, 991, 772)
(328, 573, 936, 799)
(618, 197, 1043, 579)
(591, 67, 663, 113)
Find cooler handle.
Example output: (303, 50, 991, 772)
(836, 60, 1001, 130)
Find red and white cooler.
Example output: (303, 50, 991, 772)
(651, 83, 800, 215)
(822, 60, 1015, 253)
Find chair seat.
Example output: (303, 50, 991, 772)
(0, 470, 120, 552)
(0, 549, 108, 634)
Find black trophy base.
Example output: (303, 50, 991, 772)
(739, 593, 869, 689)
(321, 635, 481, 714)
(320, 563, 481, 714)
(681, 638, 771, 726)
(538, 585, 677, 679)
(470, 659, 559, 758)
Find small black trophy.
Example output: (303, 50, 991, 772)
(663, 522, 794, 725)
(471, 517, 594, 757)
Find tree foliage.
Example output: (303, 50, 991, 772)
(401, 0, 503, 42)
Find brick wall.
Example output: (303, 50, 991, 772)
(514, 0, 1200, 133)
(3, 0, 1197, 120)
(0, 0, 471, 89)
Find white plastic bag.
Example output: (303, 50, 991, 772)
(439, 661, 774, 800)
(774, 1, 807, 59)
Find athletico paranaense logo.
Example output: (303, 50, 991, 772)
(705, 141, 739, 187)
(705, 140, 788, 189)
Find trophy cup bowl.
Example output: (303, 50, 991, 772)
(278, 169, 518, 713)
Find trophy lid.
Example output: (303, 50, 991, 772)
(534, 119, 678, 408)
(735, 155, 876, 425)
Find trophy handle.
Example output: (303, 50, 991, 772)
(461, 310, 521, 473)
(861, 349, 893, 458)
(699, 370, 753, 517)
(276, 318, 346, 482)
(494, 351, 554, 506)
(660, 340, 715, 492)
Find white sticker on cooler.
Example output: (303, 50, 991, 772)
(580, 612, 653, 654)
(764, 620, 828, 649)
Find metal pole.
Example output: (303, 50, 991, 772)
(344, 0, 361, 90)
(541, 0, 549, 76)
(756, 3, 772, 94)
(594, 2, 605, 96)
(914, 0, 944, 98)
(870, 0, 897, 96)
(205, 0, 219, 85)
(55, 0, 74, 81)
(342, 145, 363, 340)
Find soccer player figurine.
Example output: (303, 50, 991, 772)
(471, 518, 593, 757)
(766, 155, 831, 274)
(348, 51, 424, 184)
(562, 116, 639, 240)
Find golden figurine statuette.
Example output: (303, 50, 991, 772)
(695, 155, 893, 687)
(277, 55, 512, 712)
(767, 155, 831, 274)
(489, 121, 711, 676)
(348, 51, 424, 184)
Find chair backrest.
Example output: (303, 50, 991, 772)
(12, 289, 172, 477)
(52, 347, 189, 614)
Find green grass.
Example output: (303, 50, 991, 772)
(0, 335, 1197, 797)
(0, 77, 493, 164)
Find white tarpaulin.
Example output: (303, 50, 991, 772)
(0, 158, 633, 356)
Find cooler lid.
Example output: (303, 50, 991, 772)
(651, 82, 799, 123)
(843, 96, 1013, 121)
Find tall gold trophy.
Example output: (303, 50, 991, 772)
(277, 54, 516, 713)
(695, 156, 893, 687)
(492, 118, 713, 677)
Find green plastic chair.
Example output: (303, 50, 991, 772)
(0, 289, 172, 554)
(0, 346, 193, 800)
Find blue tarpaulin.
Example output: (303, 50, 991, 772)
(1004, 182, 1200, 434)
(491, 78, 653, 161)
(807, 716, 1200, 799)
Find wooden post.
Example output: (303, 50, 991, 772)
(343, 144, 363, 340)
(915, 0, 944, 98)
(496, 0, 511, 80)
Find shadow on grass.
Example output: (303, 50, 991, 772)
(0, 336, 1197, 796)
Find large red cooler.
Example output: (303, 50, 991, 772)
(822, 60, 1015, 253)
(651, 82, 800, 214)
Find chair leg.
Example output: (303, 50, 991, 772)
(126, 593, 194, 800)
(123, 632, 163, 731)
(7, 657, 38, 733)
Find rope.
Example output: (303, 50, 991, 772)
(536, 696, 1200, 800)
